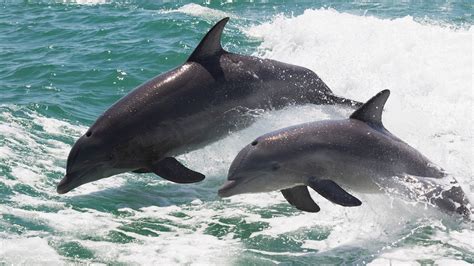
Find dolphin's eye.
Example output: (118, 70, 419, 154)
(86, 131, 92, 137)
(271, 162, 280, 171)
(251, 140, 258, 146)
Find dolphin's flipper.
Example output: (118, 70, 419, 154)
(281, 186, 321, 212)
(150, 157, 205, 183)
(350, 90, 390, 127)
(188, 17, 229, 62)
(307, 177, 362, 207)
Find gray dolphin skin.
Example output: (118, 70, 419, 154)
(219, 90, 471, 217)
(57, 17, 361, 194)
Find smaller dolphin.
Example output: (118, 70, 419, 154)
(218, 90, 470, 217)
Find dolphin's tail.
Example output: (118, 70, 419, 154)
(426, 185, 472, 219)
(377, 175, 471, 220)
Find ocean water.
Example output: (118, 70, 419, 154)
(0, 0, 473, 264)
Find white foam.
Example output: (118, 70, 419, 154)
(60, 0, 109, 5)
(0, 146, 13, 159)
(72, 203, 242, 264)
(80, 233, 238, 265)
(32, 114, 85, 137)
(10, 194, 66, 209)
(10, 166, 44, 186)
(0, 237, 63, 264)
(368, 244, 470, 266)
(433, 228, 474, 252)
(0, 205, 121, 237)
(159, 3, 235, 20)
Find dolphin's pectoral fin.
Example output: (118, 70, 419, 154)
(150, 157, 205, 184)
(281, 186, 320, 212)
(306, 177, 362, 207)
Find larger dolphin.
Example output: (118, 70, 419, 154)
(218, 90, 471, 217)
(57, 18, 361, 194)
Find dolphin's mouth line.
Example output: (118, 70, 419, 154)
(218, 173, 265, 197)
(218, 177, 249, 197)
(57, 166, 98, 194)
(218, 178, 244, 197)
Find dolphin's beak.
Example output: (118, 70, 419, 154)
(218, 180, 238, 197)
(56, 175, 76, 194)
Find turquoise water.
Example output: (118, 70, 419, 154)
(1, 1, 473, 264)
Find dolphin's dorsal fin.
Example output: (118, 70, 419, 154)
(187, 17, 229, 62)
(350, 90, 390, 126)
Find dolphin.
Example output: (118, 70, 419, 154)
(57, 17, 361, 194)
(218, 90, 471, 217)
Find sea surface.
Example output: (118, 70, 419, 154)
(0, 1, 473, 264)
